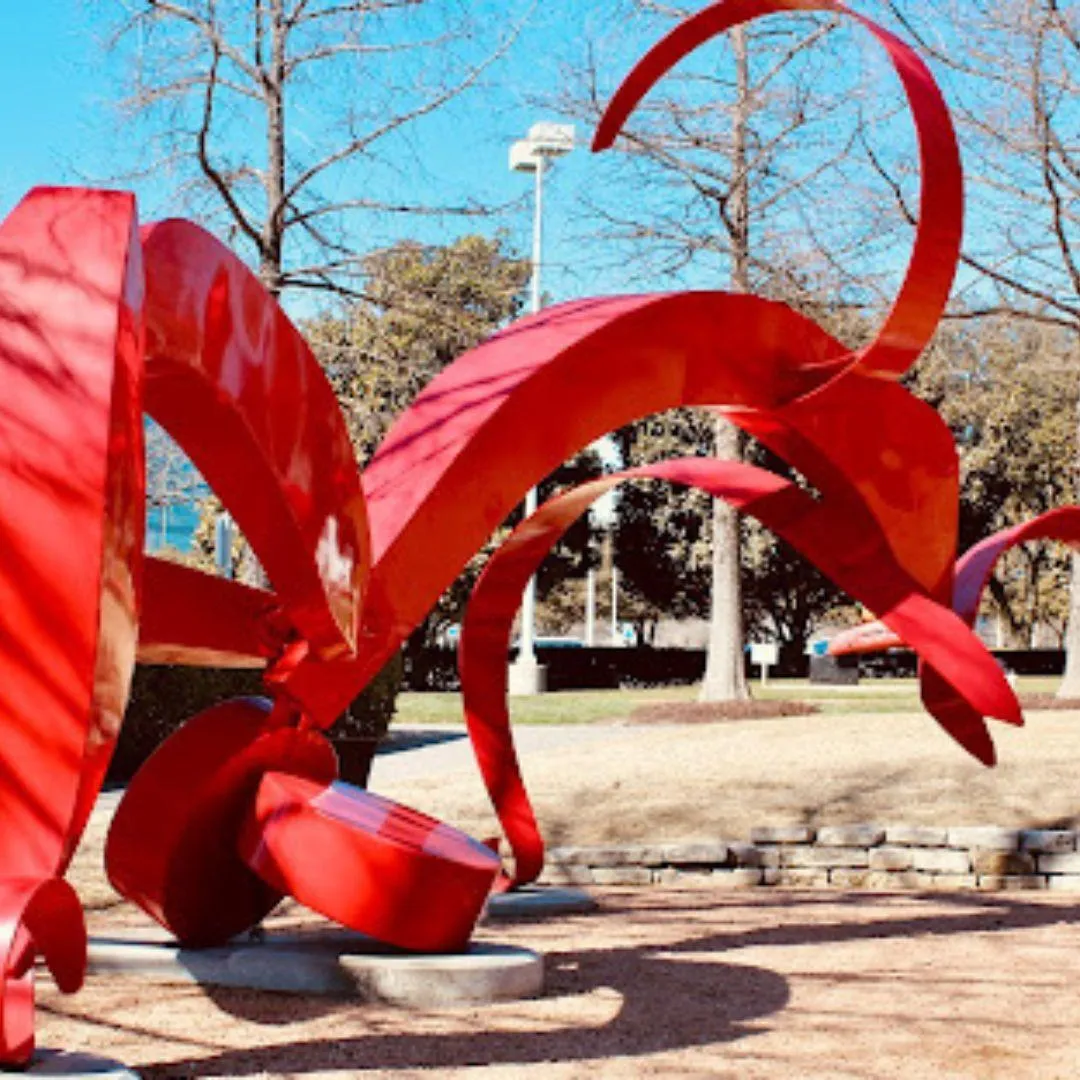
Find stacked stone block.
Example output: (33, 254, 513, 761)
(539, 825, 1080, 891)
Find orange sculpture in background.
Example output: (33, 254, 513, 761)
(0, 0, 1068, 1065)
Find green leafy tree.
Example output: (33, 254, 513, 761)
(909, 318, 1079, 645)
(611, 411, 712, 628)
(306, 234, 600, 646)
(307, 234, 531, 460)
(610, 407, 850, 659)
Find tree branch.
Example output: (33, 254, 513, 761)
(196, 28, 264, 252)
(282, 5, 530, 204)
(143, 0, 265, 85)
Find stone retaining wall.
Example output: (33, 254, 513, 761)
(540, 826, 1080, 892)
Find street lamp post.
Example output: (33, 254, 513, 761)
(508, 121, 574, 696)
(214, 511, 234, 579)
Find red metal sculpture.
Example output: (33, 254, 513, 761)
(0, 0, 1065, 1064)
(830, 508, 1080, 741)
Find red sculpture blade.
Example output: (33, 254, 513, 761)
(0, 0, 1067, 1059)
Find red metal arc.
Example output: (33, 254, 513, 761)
(459, 458, 1022, 882)
(830, 508, 1080, 747)
(0, 0, 1066, 1064)
(0, 188, 142, 1064)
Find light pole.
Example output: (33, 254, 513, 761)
(507, 121, 574, 696)
(585, 567, 597, 646)
(214, 511, 234, 579)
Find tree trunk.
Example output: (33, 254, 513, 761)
(260, 0, 287, 297)
(700, 24, 751, 703)
(700, 416, 749, 701)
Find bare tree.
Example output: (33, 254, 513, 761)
(108, 0, 532, 297)
(877, 0, 1077, 328)
(558, 3, 885, 700)
(878, 0, 1079, 691)
(705, 24, 752, 703)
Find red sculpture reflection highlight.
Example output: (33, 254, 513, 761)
(0, 0, 1068, 1064)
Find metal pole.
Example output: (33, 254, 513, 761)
(585, 567, 596, 646)
(214, 511, 234, 579)
(611, 564, 619, 646)
(530, 155, 544, 315)
(519, 155, 545, 669)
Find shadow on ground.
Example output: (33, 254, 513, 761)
(85, 941, 790, 1076)
(100, 891, 1080, 1077)
(375, 728, 466, 755)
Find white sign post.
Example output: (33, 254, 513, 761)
(749, 642, 779, 688)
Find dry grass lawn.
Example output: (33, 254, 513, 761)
(372, 707, 1080, 849)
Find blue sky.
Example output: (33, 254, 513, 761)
(0, 0, 627, 549)
(0, 2, 896, 313)
(0, 2, 621, 313)
(0, 4, 1062, 320)
(6, 2, 1068, 555)
(0, 6, 99, 206)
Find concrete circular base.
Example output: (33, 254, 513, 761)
(485, 885, 597, 920)
(23, 1050, 138, 1078)
(86, 928, 542, 1006)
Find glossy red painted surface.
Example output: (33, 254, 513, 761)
(139, 219, 368, 670)
(830, 508, 1080, 763)
(827, 622, 906, 656)
(460, 459, 1024, 880)
(0, 878, 85, 1065)
(105, 698, 338, 947)
(240, 773, 499, 953)
(0, 187, 142, 1063)
(0, 0, 1070, 1060)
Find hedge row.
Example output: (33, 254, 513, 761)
(108, 653, 404, 785)
(404, 646, 1069, 691)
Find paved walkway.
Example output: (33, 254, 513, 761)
(370, 722, 615, 784)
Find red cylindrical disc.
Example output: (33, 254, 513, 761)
(240, 772, 499, 953)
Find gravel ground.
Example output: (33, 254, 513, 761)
(40, 886, 1080, 1079)
(44, 706, 1080, 1078)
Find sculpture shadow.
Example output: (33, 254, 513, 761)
(139, 941, 789, 1076)
(68, 890, 1080, 1076)
(375, 729, 467, 756)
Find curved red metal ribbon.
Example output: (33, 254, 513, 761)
(139, 219, 368, 665)
(0, 187, 142, 1062)
(594, 0, 963, 381)
(0, 878, 86, 1065)
(832, 508, 1080, 762)
(953, 510, 1080, 627)
(105, 698, 339, 946)
(283, 291, 852, 722)
(0, 0, 1059, 1056)
(0, 188, 144, 883)
(461, 458, 1020, 882)
(239, 773, 500, 953)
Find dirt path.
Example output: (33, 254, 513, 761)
(45, 707, 1080, 1077)
(39, 886, 1080, 1078)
